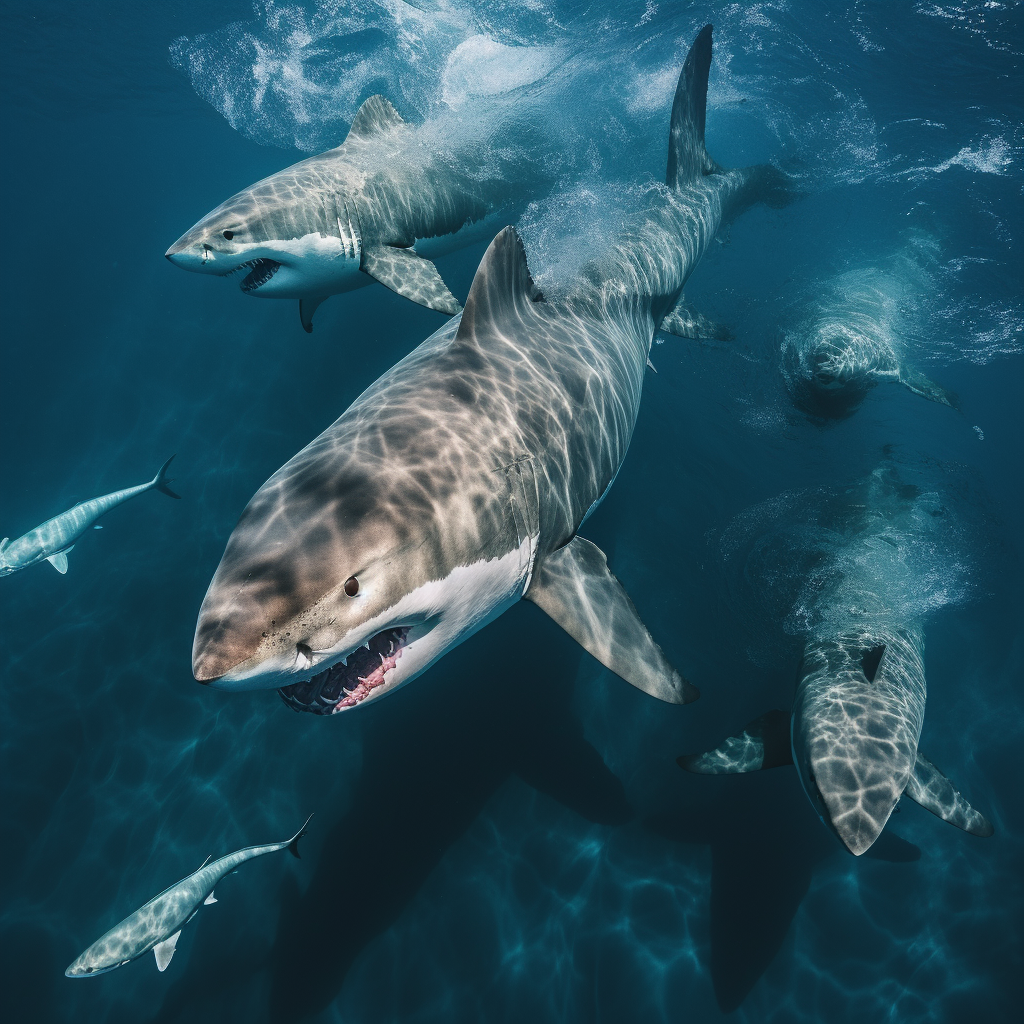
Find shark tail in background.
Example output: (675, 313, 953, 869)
(666, 25, 796, 211)
(287, 813, 314, 858)
(151, 455, 181, 499)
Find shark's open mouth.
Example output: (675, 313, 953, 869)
(279, 627, 408, 715)
(236, 258, 281, 293)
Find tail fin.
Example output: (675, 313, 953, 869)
(287, 813, 314, 859)
(666, 25, 715, 188)
(151, 455, 181, 499)
(453, 227, 545, 348)
(667, 26, 799, 213)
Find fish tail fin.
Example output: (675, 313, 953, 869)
(287, 813, 314, 859)
(666, 27, 797, 210)
(151, 455, 181, 499)
(666, 25, 715, 188)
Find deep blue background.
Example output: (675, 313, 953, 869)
(1, 3, 1021, 1022)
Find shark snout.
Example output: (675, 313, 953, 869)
(808, 750, 905, 856)
(164, 234, 212, 271)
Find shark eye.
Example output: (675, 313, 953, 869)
(222, 230, 234, 240)
(344, 576, 359, 597)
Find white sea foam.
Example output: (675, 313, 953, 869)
(440, 35, 564, 107)
(912, 136, 1014, 178)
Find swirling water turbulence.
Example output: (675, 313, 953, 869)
(0, 1, 1021, 1022)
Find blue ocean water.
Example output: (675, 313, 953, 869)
(1, 1, 1021, 1021)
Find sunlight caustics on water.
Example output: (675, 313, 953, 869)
(0, 2, 1021, 1022)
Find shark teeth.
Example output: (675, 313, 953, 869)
(234, 258, 281, 293)
(278, 627, 408, 716)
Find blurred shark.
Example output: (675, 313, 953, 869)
(65, 815, 311, 977)
(782, 257, 959, 419)
(680, 469, 993, 855)
(0, 457, 179, 577)
(190, 26, 791, 714)
(166, 95, 538, 332)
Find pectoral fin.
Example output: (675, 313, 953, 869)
(678, 709, 792, 774)
(46, 549, 71, 574)
(152, 930, 181, 972)
(659, 297, 731, 341)
(299, 296, 329, 334)
(525, 536, 698, 704)
(899, 366, 960, 410)
(204, 892, 217, 905)
(361, 245, 462, 315)
(904, 753, 994, 836)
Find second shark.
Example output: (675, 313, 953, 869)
(190, 27, 792, 714)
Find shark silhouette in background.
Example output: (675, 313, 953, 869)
(646, 771, 921, 1012)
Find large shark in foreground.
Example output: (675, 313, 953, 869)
(0, 457, 179, 577)
(166, 95, 541, 332)
(680, 469, 993, 855)
(66, 816, 311, 977)
(190, 26, 790, 713)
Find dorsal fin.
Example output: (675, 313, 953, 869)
(861, 644, 886, 683)
(666, 25, 715, 188)
(345, 95, 406, 143)
(453, 227, 545, 346)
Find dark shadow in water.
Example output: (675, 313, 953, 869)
(789, 376, 872, 421)
(151, 604, 631, 1023)
(646, 776, 920, 1013)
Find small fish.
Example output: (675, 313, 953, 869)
(0, 457, 180, 577)
(65, 815, 312, 977)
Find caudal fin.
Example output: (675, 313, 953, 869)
(666, 25, 715, 188)
(665, 27, 797, 214)
(151, 455, 181, 499)
(287, 813, 314, 859)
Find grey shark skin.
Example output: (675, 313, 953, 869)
(782, 264, 959, 419)
(65, 816, 311, 978)
(190, 26, 790, 715)
(166, 95, 533, 332)
(0, 457, 180, 577)
(680, 481, 993, 856)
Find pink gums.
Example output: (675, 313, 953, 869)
(332, 649, 402, 711)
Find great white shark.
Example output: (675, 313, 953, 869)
(0, 457, 179, 577)
(166, 95, 539, 333)
(781, 260, 959, 419)
(66, 815, 311, 977)
(679, 468, 993, 856)
(190, 26, 790, 714)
